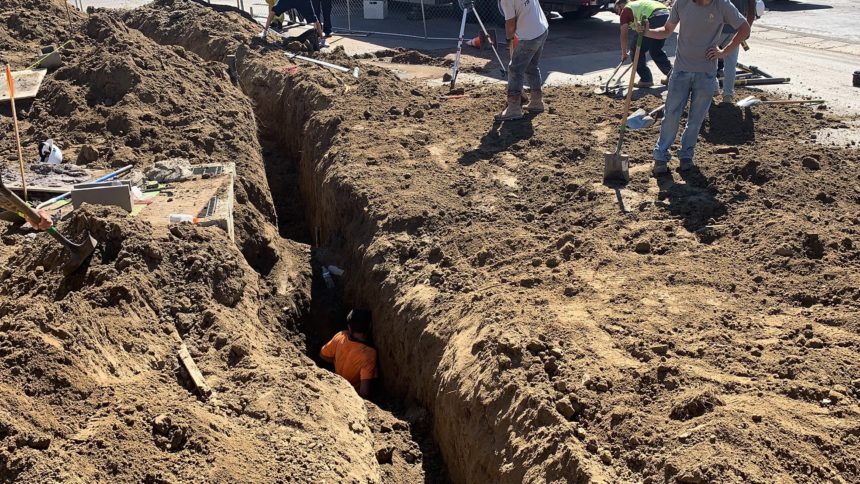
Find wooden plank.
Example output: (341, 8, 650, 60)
(177, 342, 212, 400)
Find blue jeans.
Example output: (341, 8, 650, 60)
(507, 30, 547, 96)
(719, 32, 740, 97)
(653, 70, 715, 163)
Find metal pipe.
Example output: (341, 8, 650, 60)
(332, 27, 456, 41)
(420, 0, 427, 39)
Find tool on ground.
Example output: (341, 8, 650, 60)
(737, 63, 772, 79)
(36, 164, 133, 210)
(735, 96, 825, 108)
(6, 194, 97, 275)
(733, 77, 790, 86)
(604, 32, 643, 184)
(627, 103, 665, 130)
(594, 60, 633, 97)
(284, 52, 359, 78)
(5, 65, 28, 201)
(449, 0, 506, 90)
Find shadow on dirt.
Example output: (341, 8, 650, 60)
(703, 104, 755, 145)
(457, 114, 536, 165)
(655, 167, 727, 233)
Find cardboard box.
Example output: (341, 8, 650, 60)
(363, 0, 387, 19)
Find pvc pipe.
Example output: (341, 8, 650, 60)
(36, 164, 133, 209)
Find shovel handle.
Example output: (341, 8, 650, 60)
(761, 99, 825, 105)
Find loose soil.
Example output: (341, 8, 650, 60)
(2, 0, 860, 483)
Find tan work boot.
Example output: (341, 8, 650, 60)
(495, 95, 524, 122)
(526, 90, 545, 113)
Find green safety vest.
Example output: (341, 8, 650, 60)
(627, 0, 669, 25)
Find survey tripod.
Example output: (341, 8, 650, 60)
(449, 0, 507, 89)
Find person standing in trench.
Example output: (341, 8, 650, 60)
(320, 309, 378, 398)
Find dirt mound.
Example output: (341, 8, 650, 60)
(0, 206, 379, 482)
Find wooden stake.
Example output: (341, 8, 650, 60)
(5, 65, 27, 202)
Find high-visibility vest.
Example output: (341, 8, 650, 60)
(627, 0, 669, 24)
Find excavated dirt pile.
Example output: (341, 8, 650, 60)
(3, 0, 860, 482)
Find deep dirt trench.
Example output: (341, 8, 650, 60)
(259, 133, 452, 482)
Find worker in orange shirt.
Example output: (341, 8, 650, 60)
(320, 309, 378, 398)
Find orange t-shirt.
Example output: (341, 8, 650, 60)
(320, 331, 378, 390)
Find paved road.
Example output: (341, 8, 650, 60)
(82, 0, 860, 116)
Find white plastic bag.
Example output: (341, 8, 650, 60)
(38, 138, 63, 164)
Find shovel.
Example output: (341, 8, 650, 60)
(627, 104, 665, 130)
(2, 183, 97, 275)
(594, 59, 633, 97)
(603, 32, 643, 184)
(735, 96, 825, 108)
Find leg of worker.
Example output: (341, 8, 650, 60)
(677, 72, 716, 163)
(525, 31, 547, 93)
(653, 71, 693, 166)
(497, 37, 540, 120)
(525, 31, 547, 111)
(636, 36, 654, 83)
(321, 0, 333, 36)
(721, 34, 740, 101)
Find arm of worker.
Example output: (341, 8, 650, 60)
(358, 360, 377, 399)
(0, 180, 52, 230)
(706, 3, 751, 60)
(319, 336, 337, 364)
(638, 19, 677, 40)
(499, 0, 517, 57)
(618, 9, 631, 61)
(746, 0, 756, 26)
(358, 379, 372, 398)
(261, 8, 275, 38)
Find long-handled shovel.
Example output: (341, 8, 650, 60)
(603, 31, 643, 184)
(735, 96, 825, 108)
(0, 182, 97, 275)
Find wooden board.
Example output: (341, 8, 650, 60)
(0, 69, 47, 102)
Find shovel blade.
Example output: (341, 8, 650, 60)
(735, 96, 759, 108)
(627, 109, 656, 130)
(603, 151, 630, 185)
(59, 231, 98, 275)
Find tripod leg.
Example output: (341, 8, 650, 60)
(470, 8, 507, 77)
(450, 6, 469, 89)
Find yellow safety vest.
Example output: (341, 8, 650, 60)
(628, 0, 669, 25)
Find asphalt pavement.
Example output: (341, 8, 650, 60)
(79, 0, 860, 116)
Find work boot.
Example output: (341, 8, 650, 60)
(495, 95, 524, 122)
(652, 161, 669, 176)
(679, 158, 695, 172)
(635, 80, 654, 88)
(526, 90, 545, 113)
(721, 94, 734, 105)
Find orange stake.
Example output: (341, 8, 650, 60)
(5, 65, 27, 201)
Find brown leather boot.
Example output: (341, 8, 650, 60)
(494, 95, 524, 121)
(526, 90, 544, 113)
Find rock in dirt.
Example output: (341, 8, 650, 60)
(144, 158, 193, 182)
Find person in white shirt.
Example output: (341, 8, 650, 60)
(495, 0, 549, 121)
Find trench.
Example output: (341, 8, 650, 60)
(256, 113, 450, 483)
